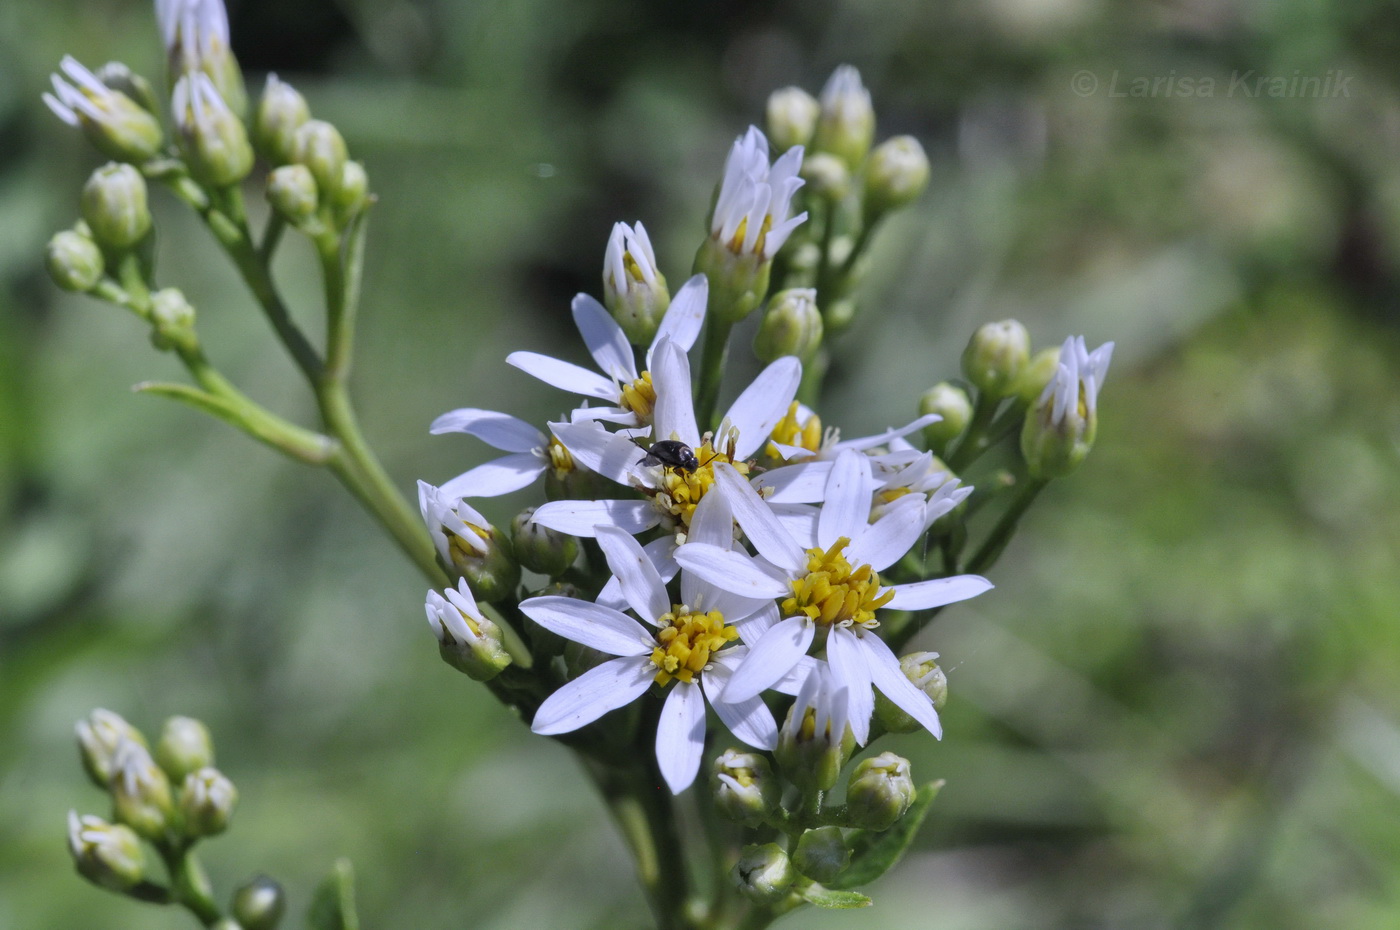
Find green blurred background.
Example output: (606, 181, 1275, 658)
(3, 0, 1400, 927)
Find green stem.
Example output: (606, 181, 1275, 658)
(946, 392, 1000, 473)
(695, 317, 734, 431)
(164, 847, 221, 927)
(963, 477, 1047, 576)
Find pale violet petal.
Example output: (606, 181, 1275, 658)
(715, 463, 806, 573)
(595, 525, 670, 624)
(439, 454, 546, 499)
(656, 681, 707, 793)
(860, 632, 942, 738)
(598, 537, 677, 612)
(572, 293, 638, 383)
(818, 449, 874, 549)
(885, 574, 994, 611)
(674, 543, 789, 599)
(826, 626, 873, 745)
(849, 495, 925, 572)
(651, 339, 701, 447)
(726, 356, 802, 460)
(508, 351, 619, 402)
(429, 408, 545, 452)
(531, 655, 655, 735)
(531, 499, 660, 537)
(519, 596, 653, 655)
(650, 274, 708, 361)
(705, 654, 779, 750)
(719, 616, 814, 703)
(550, 421, 647, 485)
(751, 462, 832, 504)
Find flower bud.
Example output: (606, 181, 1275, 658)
(845, 751, 916, 831)
(754, 287, 823, 362)
(510, 507, 578, 577)
(81, 163, 152, 250)
(67, 811, 146, 892)
(766, 86, 819, 152)
(875, 652, 947, 733)
(232, 875, 286, 930)
(799, 152, 851, 201)
(812, 65, 874, 169)
(173, 72, 254, 187)
(252, 74, 310, 166)
(44, 57, 164, 163)
(693, 237, 771, 324)
(792, 826, 850, 884)
(149, 288, 198, 353)
(76, 709, 147, 789)
(603, 221, 670, 344)
(425, 580, 514, 681)
(419, 483, 520, 603)
(158, 0, 247, 116)
(824, 297, 857, 334)
(266, 164, 320, 227)
(712, 749, 779, 827)
(180, 767, 238, 838)
(95, 62, 159, 115)
(156, 716, 214, 782)
(1011, 346, 1061, 406)
(1021, 336, 1114, 480)
(776, 670, 854, 793)
(110, 740, 176, 841)
(732, 843, 795, 904)
(918, 383, 972, 451)
(46, 229, 105, 292)
(864, 136, 930, 216)
(333, 161, 370, 225)
(292, 120, 348, 202)
(961, 319, 1030, 400)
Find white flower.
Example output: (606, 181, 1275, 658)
(603, 221, 662, 298)
(428, 408, 604, 498)
(1040, 336, 1114, 427)
(506, 275, 709, 425)
(156, 0, 230, 71)
(425, 579, 492, 649)
(675, 448, 992, 743)
(710, 126, 807, 260)
(523, 493, 784, 793)
(417, 479, 495, 564)
(869, 451, 972, 532)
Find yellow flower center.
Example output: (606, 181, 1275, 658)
(876, 486, 914, 506)
(725, 214, 773, 256)
(649, 606, 739, 686)
(447, 523, 492, 563)
(619, 371, 657, 421)
(652, 433, 750, 530)
(548, 435, 574, 478)
(782, 537, 894, 629)
(765, 401, 823, 460)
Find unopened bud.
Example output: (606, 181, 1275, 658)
(766, 86, 819, 152)
(918, 383, 972, 451)
(425, 580, 513, 680)
(845, 751, 916, 831)
(603, 222, 670, 344)
(232, 875, 286, 930)
(824, 297, 857, 334)
(76, 709, 146, 788)
(732, 843, 795, 904)
(44, 57, 164, 163)
(1011, 346, 1061, 406)
(110, 740, 176, 841)
(266, 164, 320, 227)
(333, 161, 369, 225)
(419, 482, 520, 603)
(46, 229, 105, 292)
(1021, 336, 1113, 480)
(81, 163, 151, 250)
(712, 749, 779, 827)
(812, 65, 874, 169)
(793, 826, 850, 883)
(800, 152, 851, 201)
(962, 319, 1030, 400)
(876, 652, 947, 733)
(67, 811, 146, 892)
(776, 672, 854, 793)
(252, 75, 310, 166)
(865, 136, 930, 216)
(149, 288, 198, 352)
(754, 287, 823, 362)
(95, 62, 158, 114)
(172, 73, 254, 187)
(156, 716, 214, 783)
(511, 507, 577, 577)
(180, 767, 238, 838)
(292, 120, 348, 202)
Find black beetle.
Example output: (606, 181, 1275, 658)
(639, 439, 700, 473)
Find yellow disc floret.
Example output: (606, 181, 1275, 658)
(782, 537, 894, 629)
(619, 371, 657, 421)
(653, 432, 750, 530)
(650, 606, 739, 686)
(548, 435, 574, 479)
(765, 401, 823, 460)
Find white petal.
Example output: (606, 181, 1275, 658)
(726, 356, 802, 460)
(595, 526, 670, 624)
(705, 654, 779, 750)
(771, 654, 820, 696)
(733, 600, 780, 643)
(439, 454, 546, 499)
(686, 484, 734, 549)
(429, 408, 544, 452)
(674, 543, 789, 598)
(572, 293, 638, 382)
(720, 616, 814, 703)
(598, 537, 678, 612)
(751, 462, 832, 504)
(771, 503, 819, 549)
(508, 351, 619, 402)
(549, 422, 647, 485)
(818, 449, 875, 549)
(860, 633, 941, 738)
(849, 495, 925, 571)
(885, 574, 993, 611)
(531, 655, 655, 735)
(767, 441, 818, 463)
(826, 627, 873, 745)
(651, 339, 701, 447)
(650, 274, 708, 360)
(519, 596, 653, 655)
(832, 414, 940, 453)
(531, 499, 660, 537)
(715, 463, 806, 573)
(656, 682, 707, 793)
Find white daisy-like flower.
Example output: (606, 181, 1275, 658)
(523, 493, 782, 793)
(709, 126, 808, 261)
(506, 274, 708, 426)
(1040, 336, 1114, 427)
(674, 448, 992, 743)
(428, 408, 605, 499)
(869, 450, 972, 532)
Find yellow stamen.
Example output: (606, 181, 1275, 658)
(649, 606, 739, 686)
(781, 537, 894, 630)
(548, 435, 574, 478)
(765, 401, 823, 460)
(620, 371, 657, 421)
(651, 432, 749, 530)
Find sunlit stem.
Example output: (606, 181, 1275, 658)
(696, 316, 734, 430)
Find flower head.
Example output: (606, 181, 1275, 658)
(43, 57, 164, 162)
(1022, 336, 1114, 479)
(709, 127, 807, 262)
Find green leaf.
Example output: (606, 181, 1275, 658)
(831, 780, 943, 890)
(307, 858, 359, 930)
(800, 885, 872, 909)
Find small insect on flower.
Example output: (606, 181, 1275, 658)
(639, 439, 701, 473)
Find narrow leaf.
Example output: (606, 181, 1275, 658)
(831, 780, 943, 890)
(800, 885, 873, 909)
(307, 858, 359, 930)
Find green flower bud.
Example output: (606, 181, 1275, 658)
(793, 826, 850, 884)
(712, 749, 780, 827)
(232, 875, 286, 930)
(173, 73, 254, 187)
(67, 811, 146, 892)
(603, 221, 670, 344)
(46, 229, 105, 292)
(266, 164, 320, 228)
(1021, 336, 1114, 480)
(875, 651, 947, 734)
(1011, 346, 1061, 406)
(44, 57, 164, 163)
(149, 288, 198, 353)
(212, 921, 245, 930)
(918, 383, 972, 451)
(766, 86, 820, 152)
(812, 65, 874, 169)
(865, 135, 930, 216)
(156, 716, 214, 783)
(292, 120, 348, 203)
(845, 751, 916, 831)
(76, 708, 147, 789)
(732, 843, 795, 904)
(799, 152, 851, 201)
(693, 237, 770, 324)
(81, 163, 152, 250)
(824, 297, 857, 334)
(426, 580, 514, 681)
(252, 74, 310, 166)
(110, 740, 176, 841)
(94, 62, 159, 115)
(961, 319, 1030, 400)
(333, 161, 370, 225)
(180, 767, 238, 838)
(776, 672, 854, 793)
(754, 287, 823, 362)
(510, 506, 578, 577)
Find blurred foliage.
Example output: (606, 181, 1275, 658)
(3, 0, 1400, 927)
